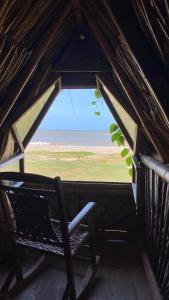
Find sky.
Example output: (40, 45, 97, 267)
(40, 89, 115, 131)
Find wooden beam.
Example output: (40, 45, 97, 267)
(99, 85, 134, 149)
(0, 4, 71, 128)
(61, 72, 97, 89)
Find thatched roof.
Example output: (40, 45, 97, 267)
(0, 0, 169, 163)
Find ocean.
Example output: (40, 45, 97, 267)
(30, 129, 113, 147)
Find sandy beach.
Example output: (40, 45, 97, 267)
(26, 143, 123, 155)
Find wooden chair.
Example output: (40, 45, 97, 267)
(0, 172, 99, 300)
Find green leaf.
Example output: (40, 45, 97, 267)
(95, 111, 101, 116)
(92, 101, 96, 105)
(117, 135, 125, 146)
(109, 123, 118, 133)
(129, 168, 132, 176)
(126, 156, 132, 166)
(111, 129, 122, 142)
(95, 89, 102, 98)
(121, 148, 129, 157)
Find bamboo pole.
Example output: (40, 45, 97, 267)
(0, 4, 71, 128)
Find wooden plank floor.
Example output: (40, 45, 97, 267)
(0, 240, 153, 300)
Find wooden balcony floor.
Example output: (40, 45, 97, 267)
(0, 240, 152, 300)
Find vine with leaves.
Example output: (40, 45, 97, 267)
(92, 89, 132, 176)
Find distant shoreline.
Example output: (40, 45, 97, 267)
(26, 143, 122, 155)
(27, 129, 124, 154)
(29, 129, 114, 148)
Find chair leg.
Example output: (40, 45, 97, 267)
(1, 254, 48, 298)
(15, 256, 23, 283)
(63, 253, 76, 300)
(89, 236, 96, 269)
(1, 267, 16, 292)
(88, 217, 97, 269)
(1, 251, 22, 293)
(62, 283, 69, 300)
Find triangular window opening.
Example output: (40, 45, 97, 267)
(16, 89, 133, 182)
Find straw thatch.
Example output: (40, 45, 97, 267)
(0, 0, 168, 161)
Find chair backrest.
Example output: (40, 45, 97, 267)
(0, 172, 68, 247)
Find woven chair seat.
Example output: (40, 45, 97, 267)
(15, 224, 88, 256)
(0, 172, 98, 299)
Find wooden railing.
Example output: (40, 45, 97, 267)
(141, 154, 169, 299)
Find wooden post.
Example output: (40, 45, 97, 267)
(19, 158, 25, 173)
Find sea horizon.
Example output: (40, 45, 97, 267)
(30, 129, 113, 147)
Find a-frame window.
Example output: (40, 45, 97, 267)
(18, 89, 132, 182)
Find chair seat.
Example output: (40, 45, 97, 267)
(15, 224, 88, 256)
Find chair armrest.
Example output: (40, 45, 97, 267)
(68, 202, 96, 235)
